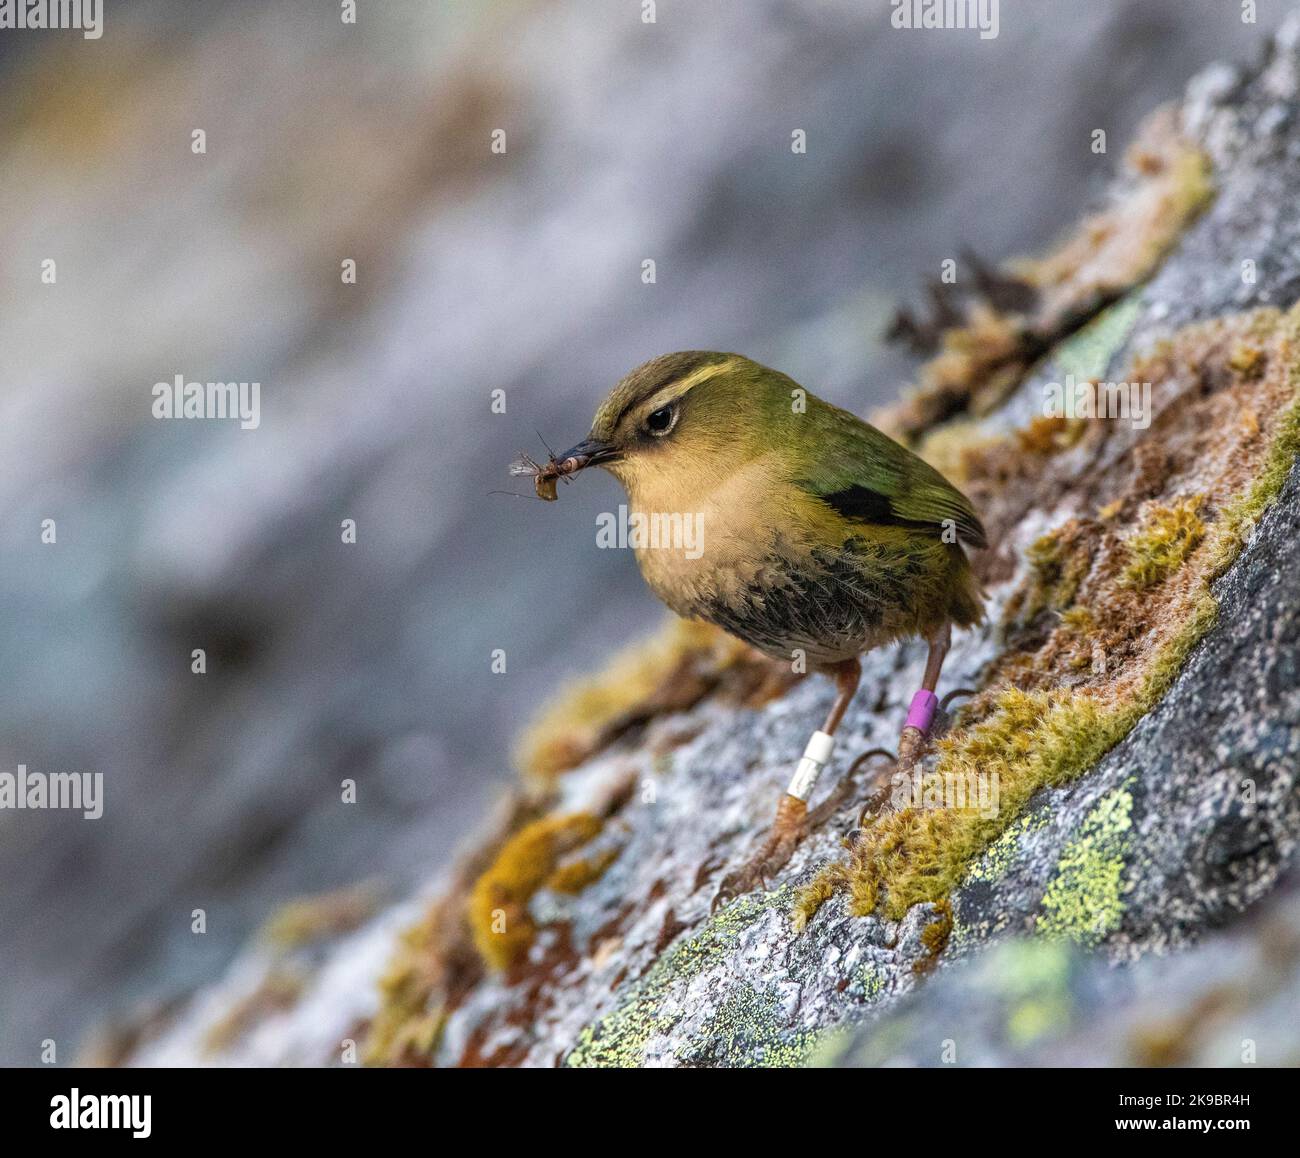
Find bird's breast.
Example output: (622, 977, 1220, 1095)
(620, 455, 833, 619)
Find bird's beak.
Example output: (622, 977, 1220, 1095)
(554, 437, 620, 475)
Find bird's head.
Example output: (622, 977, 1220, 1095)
(553, 351, 788, 495)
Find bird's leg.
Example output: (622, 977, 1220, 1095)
(896, 621, 951, 770)
(846, 622, 957, 833)
(712, 659, 861, 910)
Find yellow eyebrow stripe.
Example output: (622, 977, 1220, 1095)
(642, 356, 742, 412)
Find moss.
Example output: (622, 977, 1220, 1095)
(915, 899, 953, 972)
(1014, 522, 1093, 622)
(1036, 785, 1134, 945)
(798, 305, 1300, 928)
(468, 812, 604, 970)
(1015, 113, 1213, 296)
(365, 901, 456, 1066)
(1228, 342, 1265, 379)
(1018, 415, 1088, 456)
(913, 416, 993, 483)
(1119, 496, 1207, 590)
(878, 112, 1211, 444)
(545, 847, 620, 895)
(1214, 375, 1300, 547)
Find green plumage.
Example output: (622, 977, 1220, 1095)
(793, 394, 988, 550)
(565, 350, 987, 666)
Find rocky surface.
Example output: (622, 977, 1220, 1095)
(17, 0, 1273, 1067)
(107, 17, 1300, 1068)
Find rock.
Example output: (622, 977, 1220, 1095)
(109, 17, 1300, 1069)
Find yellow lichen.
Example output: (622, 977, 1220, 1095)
(1037, 785, 1134, 944)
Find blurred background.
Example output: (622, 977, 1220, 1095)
(0, 0, 1290, 1065)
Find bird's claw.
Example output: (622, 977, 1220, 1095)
(711, 864, 766, 912)
(711, 845, 788, 911)
(939, 686, 976, 713)
(836, 747, 897, 836)
(711, 795, 808, 911)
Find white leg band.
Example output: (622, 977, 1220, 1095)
(786, 730, 835, 801)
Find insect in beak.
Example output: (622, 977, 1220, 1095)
(509, 438, 619, 501)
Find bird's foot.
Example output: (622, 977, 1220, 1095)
(712, 794, 807, 911)
(837, 747, 899, 835)
(840, 687, 975, 837)
(711, 766, 862, 911)
(934, 687, 976, 739)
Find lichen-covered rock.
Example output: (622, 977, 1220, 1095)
(109, 18, 1300, 1069)
(821, 870, 1300, 1067)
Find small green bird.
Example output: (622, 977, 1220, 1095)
(528, 351, 986, 904)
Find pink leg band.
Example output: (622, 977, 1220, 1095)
(905, 689, 939, 732)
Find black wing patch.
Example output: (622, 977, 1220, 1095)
(818, 485, 936, 533)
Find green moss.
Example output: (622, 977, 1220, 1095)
(1120, 496, 1207, 590)
(1006, 522, 1093, 629)
(797, 309, 1300, 930)
(514, 618, 755, 783)
(1215, 378, 1300, 548)
(1030, 527, 1089, 610)
(1037, 784, 1133, 945)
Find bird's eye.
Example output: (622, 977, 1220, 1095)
(645, 405, 677, 437)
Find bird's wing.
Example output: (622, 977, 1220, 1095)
(795, 402, 988, 549)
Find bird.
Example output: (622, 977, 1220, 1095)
(528, 350, 986, 905)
